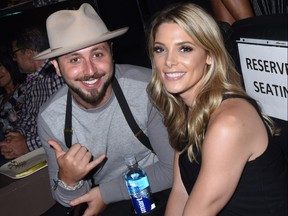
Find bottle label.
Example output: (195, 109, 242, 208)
(126, 177, 156, 214)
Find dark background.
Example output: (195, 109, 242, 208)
(0, 0, 212, 67)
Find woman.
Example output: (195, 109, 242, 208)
(147, 3, 287, 216)
(0, 56, 25, 130)
(0, 56, 25, 163)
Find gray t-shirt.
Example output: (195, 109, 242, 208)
(37, 64, 173, 206)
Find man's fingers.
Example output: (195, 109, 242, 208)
(5, 131, 21, 139)
(70, 193, 89, 206)
(87, 154, 107, 171)
(6, 131, 20, 136)
(1, 146, 12, 153)
(48, 140, 65, 157)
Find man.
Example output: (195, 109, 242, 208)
(0, 26, 65, 159)
(36, 3, 173, 216)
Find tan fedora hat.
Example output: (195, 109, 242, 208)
(34, 3, 128, 60)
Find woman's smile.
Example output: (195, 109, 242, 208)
(164, 71, 186, 80)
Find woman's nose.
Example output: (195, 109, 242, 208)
(165, 52, 177, 68)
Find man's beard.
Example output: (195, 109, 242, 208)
(66, 74, 113, 106)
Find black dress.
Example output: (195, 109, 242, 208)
(179, 95, 288, 216)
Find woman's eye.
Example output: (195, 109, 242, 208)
(153, 46, 164, 53)
(180, 46, 193, 52)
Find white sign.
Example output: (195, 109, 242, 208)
(237, 38, 288, 121)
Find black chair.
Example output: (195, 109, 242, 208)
(230, 14, 288, 161)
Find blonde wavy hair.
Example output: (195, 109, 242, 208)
(146, 3, 278, 162)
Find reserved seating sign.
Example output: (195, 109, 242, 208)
(237, 38, 288, 121)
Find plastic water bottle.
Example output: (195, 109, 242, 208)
(124, 155, 156, 215)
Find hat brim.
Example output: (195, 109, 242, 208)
(34, 27, 128, 60)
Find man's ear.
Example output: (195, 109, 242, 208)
(50, 59, 62, 77)
(27, 49, 36, 58)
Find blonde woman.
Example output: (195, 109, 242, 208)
(147, 3, 287, 216)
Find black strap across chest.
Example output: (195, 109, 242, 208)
(64, 89, 73, 148)
(64, 78, 153, 152)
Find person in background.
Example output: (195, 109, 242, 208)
(210, 0, 287, 25)
(249, 0, 288, 15)
(147, 3, 287, 216)
(36, 3, 173, 216)
(209, 0, 254, 54)
(0, 26, 65, 159)
(210, 0, 254, 25)
(0, 55, 25, 164)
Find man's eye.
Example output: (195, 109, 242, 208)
(70, 58, 80, 63)
(180, 46, 193, 52)
(92, 52, 103, 58)
(153, 46, 164, 53)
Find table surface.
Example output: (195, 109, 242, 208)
(0, 172, 17, 188)
(0, 166, 55, 216)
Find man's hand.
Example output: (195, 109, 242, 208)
(70, 186, 106, 216)
(48, 140, 106, 186)
(0, 131, 29, 159)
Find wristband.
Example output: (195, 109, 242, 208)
(55, 179, 84, 191)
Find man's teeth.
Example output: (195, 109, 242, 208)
(83, 79, 97, 85)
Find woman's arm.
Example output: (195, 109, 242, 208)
(165, 152, 189, 216)
(221, 0, 254, 21)
(210, 0, 254, 25)
(183, 99, 267, 215)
